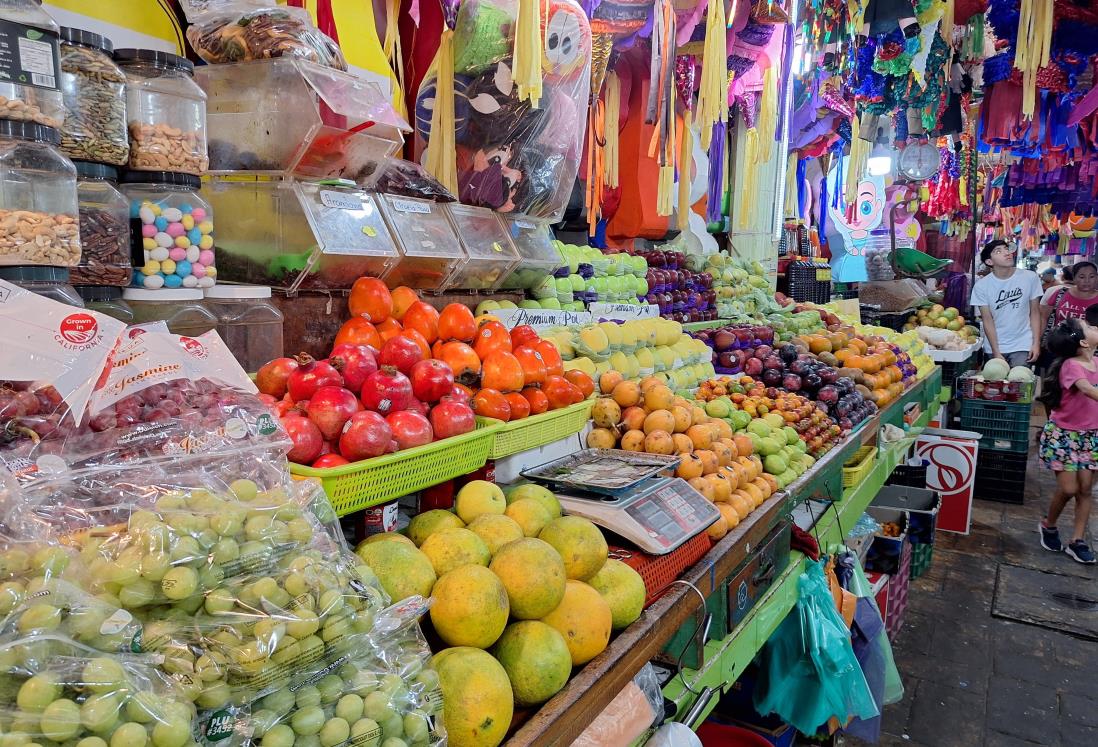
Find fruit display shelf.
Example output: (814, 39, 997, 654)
(506, 370, 943, 744)
(483, 398, 594, 459)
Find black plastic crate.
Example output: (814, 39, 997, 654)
(888, 462, 928, 489)
(975, 448, 1028, 504)
(787, 260, 832, 304)
(940, 352, 979, 391)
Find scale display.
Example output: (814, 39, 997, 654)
(554, 477, 721, 554)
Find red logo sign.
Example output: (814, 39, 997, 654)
(58, 313, 99, 346)
(127, 328, 146, 339)
(180, 337, 207, 358)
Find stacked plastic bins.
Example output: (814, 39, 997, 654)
(957, 382, 1032, 504)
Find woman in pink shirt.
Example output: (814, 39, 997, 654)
(1037, 318, 1098, 563)
(1039, 261, 1098, 328)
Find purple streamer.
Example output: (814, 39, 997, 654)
(775, 22, 794, 143)
(707, 120, 726, 224)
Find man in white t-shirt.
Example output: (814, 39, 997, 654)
(969, 240, 1043, 367)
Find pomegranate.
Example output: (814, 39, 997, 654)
(312, 453, 349, 469)
(281, 414, 324, 464)
(329, 344, 378, 392)
(360, 366, 414, 415)
(429, 400, 476, 440)
(377, 335, 425, 375)
(339, 411, 392, 461)
(306, 386, 362, 441)
(444, 387, 472, 407)
(406, 398, 430, 416)
(410, 359, 455, 403)
(287, 353, 344, 402)
(256, 357, 299, 398)
(386, 410, 433, 450)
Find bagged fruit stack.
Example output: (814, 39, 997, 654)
(0, 279, 446, 747)
(357, 481, 648, 747)
(527, 243, 648, 312)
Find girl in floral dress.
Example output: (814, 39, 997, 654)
(1037, 318, 1098, 563)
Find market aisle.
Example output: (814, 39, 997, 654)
(846, 441, 1098, 747)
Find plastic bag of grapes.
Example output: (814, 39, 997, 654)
(0, 633, 199, 747)
(242, 596, 445, 747)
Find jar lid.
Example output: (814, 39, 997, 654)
(0, 120, 61, 146)
(120, 171, 202, 189)
(113, 49, 194, 75)
(75, 285, 123, 302)
(203, 285, 272, 300)
(123, 288, 204, 302)
(0, 266, 71, 283)
(60, 27, 114, 54)
(74, 161, 119, 181)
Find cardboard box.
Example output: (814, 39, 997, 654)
(913, 428, 980, 534)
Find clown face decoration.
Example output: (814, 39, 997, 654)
(542, 0, 591, 81)
(826, 171, 887, 282)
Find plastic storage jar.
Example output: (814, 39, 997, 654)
(114, 49, 208, 175)
(123, 287, 217, 335)
(0, 120, 80, 266)
(76, 285, 132, 322)
(71, 162, 131, 286)
(121, 171, 215, 289)
(59, 27, 128, 165)
(0, 266, 82, 306)
(0, 1, 64, 129)
(203, 285, 284, 372)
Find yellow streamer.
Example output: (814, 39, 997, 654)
(693, 0, 728, 149)
(603, 73, 621, 188)
(1014, 0, 1052, 119)
(513, 0, 544, 106)
(677, 122, 693, 230)
(757, 66, 777, 165)
(424, 30, 458, 194)
(784, 153, 799, 218)
(738, 128, 759, 229)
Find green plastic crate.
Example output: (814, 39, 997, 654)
(485, 399, 592, 459)
(910, 542, 933, 580)
(290, 418, 500, 515)
(959, 399, 1032, 453)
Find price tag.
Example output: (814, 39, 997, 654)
(493, 307, 593, 330)
(391, 198, 432, 214)
(319, 190, 363, 211)
(514, 219, 535, 229)
(589, 302, 659, 321)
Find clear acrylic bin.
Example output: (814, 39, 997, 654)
(205, 176, 399, 291)
(496, 217, 562, 290)
(441, 204, 518, 292)
(376, 194, 464, 292)
(196, 58, 408, 183)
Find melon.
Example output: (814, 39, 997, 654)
(488, 538, 567, 619)
(537, 516, 608, 581)
(419, 528, 491, 577)
(355, 542, 436, 602)
(1007, 365, 1035, 382)
(586, 559, 646, 630)
(982, 358, 1010, 382)
(406, 510, 465, 547)
(429, 565, 509, 649)
(466, 514, 525, 556)
(539, 580, 613, 666)
(433, 647, 513, 747)
(491, 621, 572, 707)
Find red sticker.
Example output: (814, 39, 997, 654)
(58, 313, 99, 346)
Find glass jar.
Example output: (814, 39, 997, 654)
(122, 287, 217, 335)
(59, 27, 128, 166)
(121, 171, 215, 289)
(71, 162, 131, 286)
(76, 284, 132, 322)
(114, 49, 208, 175)
(0, 120, 80, 266)
(0, 265, 82, 306)
(0, 1, 64, 129)
(203, 285, 284, 372)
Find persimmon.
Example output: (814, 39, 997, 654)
(510, 324, 540, 349)
(544, 376, 582, 409)
(513, 345, 547, 387)
(563, 370, 595, 399)
(348, 277, 392, 323)
(376, 317, 403, 343)
(400, 328, 432, 360)
(437, 341, 481, 385)
(333, 317, 381, 350)
(504, 392, 531, 420)
(521, 387, 550, 415)
(481, 351, 525, 392)
(473, 388, 510, 421)
(437, 303, 476, 343)
(534, 339, 564, 377)
(389, 286, 419, 321)
(402, 301, 440, 344)
(473, 321, 513, 359)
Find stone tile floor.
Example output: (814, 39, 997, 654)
(844, 433, 1098, 747)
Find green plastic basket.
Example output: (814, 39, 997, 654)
(910, 542, 934, 580)
(290, 418, 500, 516)
(485, 399, 593, 459)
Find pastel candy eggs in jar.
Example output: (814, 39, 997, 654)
(121, 171, 214, 289)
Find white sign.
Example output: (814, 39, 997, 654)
(492, 307, 593, 330)
(391, 198, 432, 214)
(589, 302, 659, 321)
(319, 190, 363, 211)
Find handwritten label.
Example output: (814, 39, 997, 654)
(589, 302, 659, 321)
(391, 198, 432, 214)
(513, 219, 536, 229)
(319, 190, 363, 211)
(493, 307, 593, 330)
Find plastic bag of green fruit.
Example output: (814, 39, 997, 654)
(240, 596, 444, 747)
(0, 634, 199, 747)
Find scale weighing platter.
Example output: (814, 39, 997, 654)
(521, 448, 680, 495)
(553, 476, 721, 555)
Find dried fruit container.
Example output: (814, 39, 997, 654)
(0, 119, 80, 267)
(121, 170, 214, 289)
(205, 176, 399, 291)
(71, 162, 131, 286)
(115, 49, 208, 175)
(496, 217, 562, 290)
(376, 193, 464, 292)
(203, 285, 284, 373)
(441, 203, 518, 292)
(58, 26, 128, 166)
(0, 266, 81, 306)
(122, 287, 217, 335)
(0, 0, 64, 129)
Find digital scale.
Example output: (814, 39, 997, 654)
(521, 450, 721, 555)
